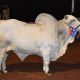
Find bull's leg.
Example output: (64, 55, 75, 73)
(0, 49, 3, 73)
(43, 61, 50, 75)
(41, 47, 51, 75)
(2, 53, 8, 73)
(0, 37, 9, 73)
(0, 47, 7, 73)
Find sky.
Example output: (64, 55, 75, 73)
(0, 0, 80, 21)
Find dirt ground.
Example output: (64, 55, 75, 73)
(0, 41, 80, 80)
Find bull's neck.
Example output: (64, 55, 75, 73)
(58, 32, 74, 58)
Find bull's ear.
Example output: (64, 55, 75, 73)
(64, 15, 68, 19)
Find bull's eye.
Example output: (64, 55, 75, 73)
(71, 19, 75, 22)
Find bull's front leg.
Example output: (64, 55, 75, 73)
(41, 47, 51, 76)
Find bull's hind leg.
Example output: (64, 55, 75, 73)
(2, 53, 8, 73)
(0, 36, 9, 73)
(0, 47, 7, 73)
(41, 47, 51, 76)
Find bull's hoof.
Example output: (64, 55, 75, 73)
(3, 70, 7, 73)
(46, 71, 52, 76)
(47, 73, 52, 76)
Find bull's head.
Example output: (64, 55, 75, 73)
(63, 15, 80, 41)
(63, 15, 80, 30)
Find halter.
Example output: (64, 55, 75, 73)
(66, 19, 80, 38)
(68, 24, 80, 38)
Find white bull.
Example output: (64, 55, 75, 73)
(0, 13, 80, 75)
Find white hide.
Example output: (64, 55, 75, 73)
(0, 13, 80, 74)
(0, 13, 59, 61)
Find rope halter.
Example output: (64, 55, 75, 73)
(66, 18, 80, 38)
